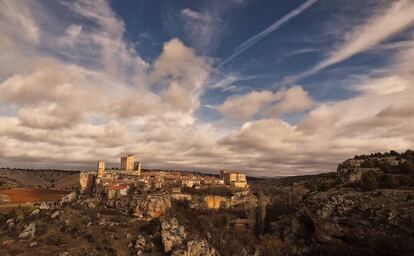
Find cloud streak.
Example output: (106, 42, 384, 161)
(219, 0, 319, 67)
(282, 0, 414, 84)
(311, 0, 414, 73)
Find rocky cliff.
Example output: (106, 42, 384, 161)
(271, 188, 414, 255)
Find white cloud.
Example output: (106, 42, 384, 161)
(150, 38, 211, 112)
(218, 86, 314, 121)
(1, 0, 414, 177)
(219, 91, 276, 121)
(292, 0, 414, 81)
(179, 7, 223, 54)
(0, 0, 40, 43)
(181, 9, 212, 22)
(266, 86, 314, 116)
(219, 0, 319, 67)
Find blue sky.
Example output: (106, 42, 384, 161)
(108, 0, 412, 122)
(0, 0, 414, 176)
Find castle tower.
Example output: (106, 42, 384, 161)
(134, 161, 141, 176)
(121, 154, 134, 171)
(97, 160, 105, 178)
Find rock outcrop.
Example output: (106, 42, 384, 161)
(134, 234, 153, 255)
(133, 194, 171, 221)
(60, 192, 77, 205)
(161, 218, 187, 253)
(273, 188, 414, 253)
(19, 223, 36, 239)
(51, 211, 60, 219)
(39, 202, 51, 210)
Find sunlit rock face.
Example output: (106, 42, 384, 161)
(133, 194, 172, 221)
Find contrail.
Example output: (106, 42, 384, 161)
(218, 0, 319, 67)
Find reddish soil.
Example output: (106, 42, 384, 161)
(0, 188, 69, 204)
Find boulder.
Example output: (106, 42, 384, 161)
(135, 234, 153, 254)
(19, 223, 36, 239)
(161, 218, 187, 253)
(31, 209, 40, 215)
(39, 202, 50, 210)
(80, 198, 97, 209)
(60, 192, 77, 205)
(51, 211, 60, 219)
(6, 219, 14, 229)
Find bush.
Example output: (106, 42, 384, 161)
(361, 160, 376, 168)
(397, 175, 414, 186)
(318, 182, 336, 192)
(360, 171, 378, 191)
(399, 160, 414, 174)
(378, 174, 398, 188)
(259, 234, 292, 256)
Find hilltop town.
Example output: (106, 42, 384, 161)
(77, 154, 251, 221)
(0, 150, 414, 255)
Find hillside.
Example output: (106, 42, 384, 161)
(0, 169, 80, 190)
(0, 151, 414, 255)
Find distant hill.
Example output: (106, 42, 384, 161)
(0, 169, 80, 190)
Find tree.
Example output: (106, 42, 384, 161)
(361, 171, 378, 191)
(400, 160, 414, 174)
(361, 159, 375, 168)
(379, 174, 398, 188)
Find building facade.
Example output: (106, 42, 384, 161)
(134, 162, 142, 176)
(97, 160, 105, 178)
(121, 154, 134, 171)
(221, 170, 248, 188)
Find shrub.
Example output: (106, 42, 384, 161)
(378, 174, 398, 188)
(319, 182, 335, 192)
(399, 160, 414, 174)
(396, 175, 414, 187)
(361, 160, 376, 168)
(360, 171, 378, 191)
(259, 234, 292, 256)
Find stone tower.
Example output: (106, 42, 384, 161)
(121, 154, 134, 171)
(97, 160, 105, 178)
(134, 161, 142, 176)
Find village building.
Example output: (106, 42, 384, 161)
(97, 161, 105, 178)
(220, 170, 248, 188)
(121, 154, 135, 172)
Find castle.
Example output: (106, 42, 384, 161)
(78, 154, 249, 211)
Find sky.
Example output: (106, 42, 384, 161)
(1, 0, 414, 176)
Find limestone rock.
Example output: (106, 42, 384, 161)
(80, 198, 97, 208)
(135, 234, 147, 250)
(6, 219, 14, 229)
(60, 192, 77, 205)
(30, 241, 38, 247)
(134, 194, 171, 221)
(135, 234, 153, 254)
(276, 188, 414, 250)
(19, 223, 36, 239)
(31, 209, 40, 215)
(172, 239, 219, 256)
(39, 202, 50, 210)
(51, 211, 60, 219)
(161, 218, 187, 253)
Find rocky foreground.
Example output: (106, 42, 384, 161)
(1, 150, 414, 255)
